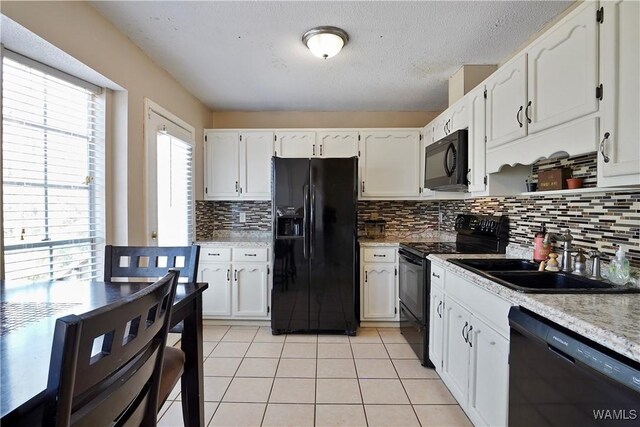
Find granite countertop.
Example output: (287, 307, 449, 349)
(359, 231, 457, 247)
(428, 252, 640, 363)
(197, 231, 271, 247)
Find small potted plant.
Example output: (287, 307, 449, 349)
(566, 171, 584, 189)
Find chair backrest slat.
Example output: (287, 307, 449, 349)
(44, 270, 180, 427)
(104, 245, 200, 283)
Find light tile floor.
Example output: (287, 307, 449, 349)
(158, 327, 472, 427)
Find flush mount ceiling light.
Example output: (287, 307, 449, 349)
(302, 26, 349, 59)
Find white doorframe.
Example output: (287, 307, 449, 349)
(143, 98, 195, 246)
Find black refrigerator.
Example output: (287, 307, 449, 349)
(271, 157, 358, 335)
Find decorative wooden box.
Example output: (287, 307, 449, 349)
(537, 168, 571, 191)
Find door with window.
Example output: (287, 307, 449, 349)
(145, 102, 195, 246)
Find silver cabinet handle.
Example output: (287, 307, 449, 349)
(373, 254, 386, 258)
(235, 181, 239, 192)
(599, 132, 611, 163)
(207, 252, 220, 256)
(234, 269, 238, 281)
(312, 144, 316, 156)
(365, 271, 368, 282)
(467, 325, 473, 347)
(320, 145, 323, 156)
(244, 253, 257, 257)
(525, 101, 532, 124)
(226, 269, 230, 281)
(361, 181, 366, 193)
(437, 301, 442, 318)
(462, 321, 469, 343)
(432, 272, 440, 279)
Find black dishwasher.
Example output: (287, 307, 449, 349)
(508, 307, 640, 426)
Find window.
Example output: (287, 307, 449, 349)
(2, 52, 105, 282)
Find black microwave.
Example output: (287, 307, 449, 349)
(424, 129, 468, 192)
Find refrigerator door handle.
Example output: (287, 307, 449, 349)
(310, 184, 316, 259)
(303, 184, 309, 259)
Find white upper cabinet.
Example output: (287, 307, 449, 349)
(241, 131, 273, 199)
(317, 131, 359, 158)
(360, 130, 421, 199)
(433, 99, 469, 143)
(486, 54, 528, 150)
(275, 131, 316, 158)
(527, 0, 599, 134)
(204, 131, 240, 199)
(467, 85, 487, 192)
(204, 130, 273, 200)
(598, 0, 640, 187)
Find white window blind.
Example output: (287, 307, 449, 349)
(2, 53, 105, 282)
(157, 132, 194, 245)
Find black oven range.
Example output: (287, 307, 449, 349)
(398, 214, 509, 367)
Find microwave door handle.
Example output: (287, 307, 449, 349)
(443, 143, 456, 177)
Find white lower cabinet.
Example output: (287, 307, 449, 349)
(467, 315, 510, 427)
(428, 285, 445, 372)
(200, 262, 232, 316)
(233, 264, 269, 317)
(434, 267, 510, 427)
(360, 247, 398, 321)
(199, 246, 271, 320)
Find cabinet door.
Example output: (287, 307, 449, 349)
(360, 131, 420, 198)
(449, 98, 469, 133)
(467, 85, 487, 192)
(486, 55, 527, 149)
(232, 264, 269, 317)
(199, 263, 232, 316)
(527, 1, 598, 134)
(467, 315, 509, 427)
(419, 126, 436, 198)
(428, 286, 445, 372)
(204, 131, 240, 199)
(275, 131, 316, 158)
(240, 131, 273, 199)
(598, 0, 640, 187)
(441, 297, 470, 407)
(433, 114, 448, 142)
(362, 263, 397, 320)
(317, 131, 359, 158)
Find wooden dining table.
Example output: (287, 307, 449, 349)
(0, 279, 208, 427)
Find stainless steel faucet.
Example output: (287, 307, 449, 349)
(543, 229, 574, 273)
(589, 251, 603, 280)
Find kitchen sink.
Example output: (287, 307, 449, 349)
(449, 258, 640, 294)
(450, 258, 540, 272)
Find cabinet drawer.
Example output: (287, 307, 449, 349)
(430, 263, 445, 289)
(363, 247, 397, 263)
(233, 247, 268, 262)
(200, 247, 232, 262)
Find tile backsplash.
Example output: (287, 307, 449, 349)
(195, 201, 271, 240)
(357, 201, 440, 235)
(440, 189, 640, 267)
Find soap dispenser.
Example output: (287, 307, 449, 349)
(533, 223, 550, 262)
(608, 246, 631, 285)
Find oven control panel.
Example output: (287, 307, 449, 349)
(454, 214, 508, 237)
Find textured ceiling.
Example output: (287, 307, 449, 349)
(90, 0, 572, 112)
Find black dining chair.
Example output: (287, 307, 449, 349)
(103, 245, 201, 406)
(43, 270, 180, 427)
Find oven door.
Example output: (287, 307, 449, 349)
(398, 249, 424, 323)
